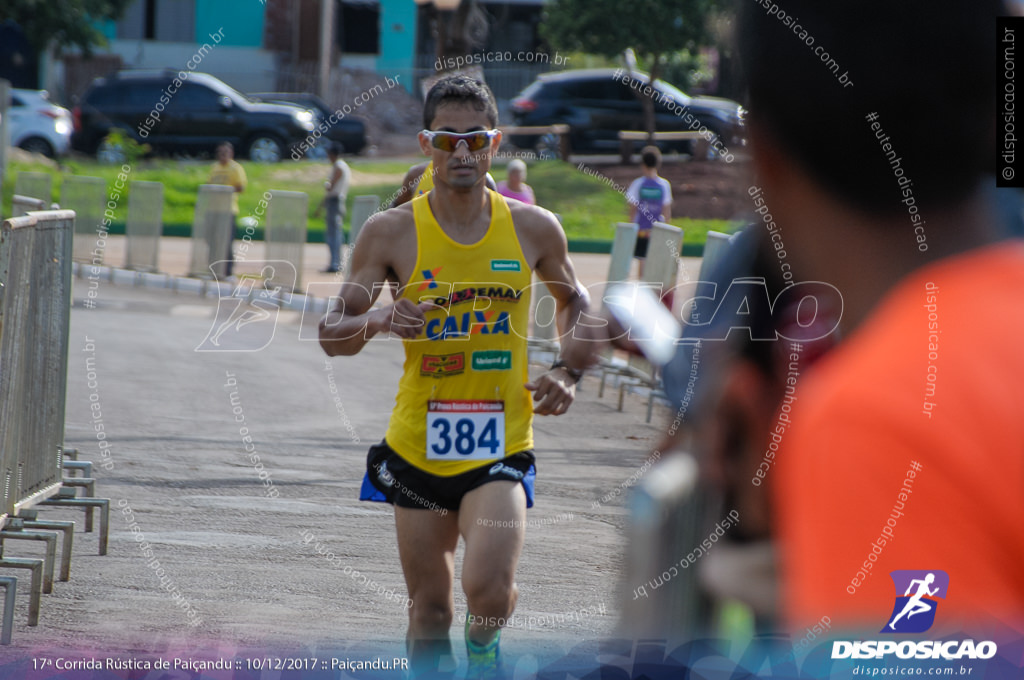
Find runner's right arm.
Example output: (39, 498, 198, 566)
(319, 211, 431, 356)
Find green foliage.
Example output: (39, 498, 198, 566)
(643, 50, 708, 93)
(542, 0, 723, 134)
(2, 156, 737, 246)
(541, 0, 717, 64)
(0, 0, 134, 54)
(99, 130, 151, 166)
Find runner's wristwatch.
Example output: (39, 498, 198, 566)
(551, 359, 584, 384)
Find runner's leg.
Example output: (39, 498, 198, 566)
(459, 480, 527, 645)
(395, 505, 460, 673)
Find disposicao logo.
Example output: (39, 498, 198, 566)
(831, 569, 997, 661)
(882, 570, 948, 634)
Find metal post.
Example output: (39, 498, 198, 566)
(0, 531, 57, 593)
(0, 79, 9, 221)
(125, 181, 163, 272)
(0, 558, 42, 626)
(0, 576, 15, 644)
(265, 189, 309, 290)
(38, 497, 109, 556)
(348, 195, 379, 248)
(319, 0, 336, 100)
(21, 518, 73, 581)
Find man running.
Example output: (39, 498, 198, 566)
(319, 74, 593, 678)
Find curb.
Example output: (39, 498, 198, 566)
(71, 262, 332, 317)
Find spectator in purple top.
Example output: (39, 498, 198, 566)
(626, 146, 673, 276)
(496, 159, 536, 205)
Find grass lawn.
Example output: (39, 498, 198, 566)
(2, 156, 738, 249)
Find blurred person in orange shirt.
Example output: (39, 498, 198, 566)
(735, 0, 1024, 634)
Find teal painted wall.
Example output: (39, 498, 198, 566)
(99, 2, 264, 47)
(376, 0, 417, 94)
(195, 0, 265, 47)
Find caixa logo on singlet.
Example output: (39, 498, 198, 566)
(831, 570, 998, 661)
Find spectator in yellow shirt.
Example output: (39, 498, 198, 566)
(208, 142, 247, 276)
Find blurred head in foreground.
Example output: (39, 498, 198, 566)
(727, 0, 1024, 635)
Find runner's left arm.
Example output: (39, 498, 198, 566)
(523, 208, 603, 415)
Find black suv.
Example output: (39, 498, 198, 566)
(250, 92, 368, 156)
(72, 70, 317, 162)
(508, 68, 744, 158)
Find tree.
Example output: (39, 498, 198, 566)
(0, 0, 134, 56)
(542, 0, 720, 139)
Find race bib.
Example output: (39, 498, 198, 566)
(426, 400, 505, 460)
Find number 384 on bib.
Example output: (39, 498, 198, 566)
(426, 400, 505, 460)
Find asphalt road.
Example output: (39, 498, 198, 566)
(0, 277, 671, 674)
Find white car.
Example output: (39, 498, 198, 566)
(7, 89, 72, 157)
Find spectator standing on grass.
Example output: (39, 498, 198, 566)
(497, 159, 536, 205)
(313, 142, 351, 273)
(625, 146, 672, 277)
(207, 141, 247, 276)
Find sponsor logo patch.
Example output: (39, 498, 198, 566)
(472, 350, 512, 371)
(490, 259, 522, 272)
(418, 267, 443, 291)
(420, 352, 465, 377)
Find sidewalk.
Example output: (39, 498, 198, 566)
(88, 234, 703, 295)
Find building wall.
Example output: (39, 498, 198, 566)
(101, 0, 264, 47)
(377, 0, 417, 94)
(103, 40, 278, 93)
(195, 0, 265, 46)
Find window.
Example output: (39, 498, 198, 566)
(117, 0, 195, 42)
(340, 2, 380, 54)
(124, 82, 169, 108)
(86, 86, 125, 108)
(564, 78, 633, 102)
(168, 84, 222, 112)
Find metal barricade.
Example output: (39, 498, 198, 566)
(125, 181, 164, 272)
(620, 453, 718, 638)
(646, 222, 684, 292)
(0, 211, 74, 516)
(61, 176, 108, 264)
(700, 230, 734, 281)
(0, 210, 94, 629)
(189, 184, 235, 279)
(13, 172, 51, 204)
(607, 222, 640, 286)
(349, 194, 379, 247)
(264, 190, 308, 289)
(600, 222, 683, 420)
(11, 195, 46, 218)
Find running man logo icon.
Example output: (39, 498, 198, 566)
(195, 261, 296, 352)
(882, 570, 949, 633)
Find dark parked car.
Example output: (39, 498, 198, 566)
(249, 92, 368, 156)
(72, 70, 317, 162)
(508, 68, 745, 158)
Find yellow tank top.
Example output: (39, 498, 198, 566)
(385, 190, 533, 476)
(416, 161, 434, 195)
